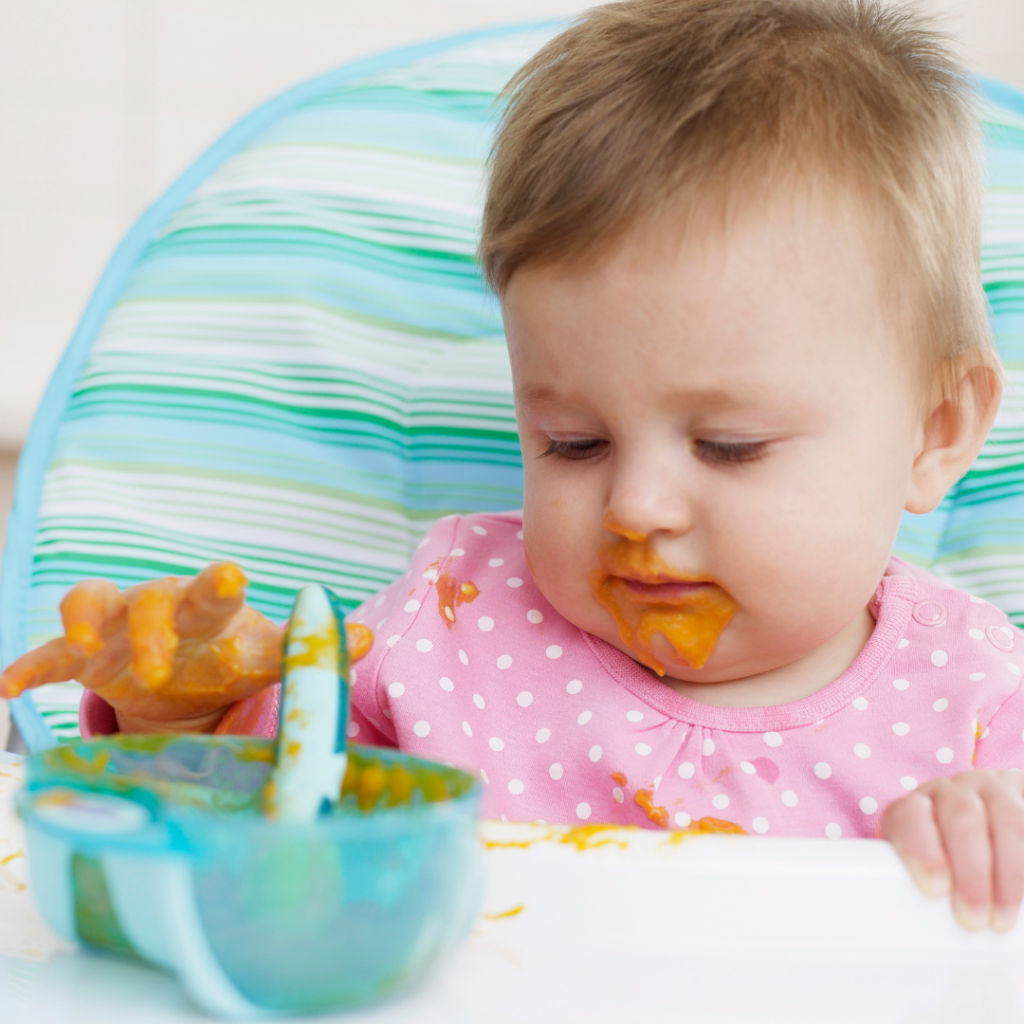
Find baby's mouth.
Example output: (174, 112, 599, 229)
(616, 577, 714, 602)
(592, 542, 736, 675)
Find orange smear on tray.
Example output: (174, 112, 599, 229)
(591, 513, 736, 676)
(436, 572, 479, 628)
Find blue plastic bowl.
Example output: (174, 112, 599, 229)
(18, 735, 483, 1018)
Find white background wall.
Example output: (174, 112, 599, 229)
(0, 0, 1021, 557)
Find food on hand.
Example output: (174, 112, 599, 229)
(0, 563, 372, 734)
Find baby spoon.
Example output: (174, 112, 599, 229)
(263, 585, 350, 822)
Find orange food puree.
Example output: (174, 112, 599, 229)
(591, 536, 736, 676)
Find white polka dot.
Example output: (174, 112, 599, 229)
(931, 650, 948, 667)
(898, 638, 910, 649)
(741, 761, 756, 775)
(404, 599, 420, 613)
(388, 681, 405, 698)
(854, 743, 871, 759)
(636, 743, 653, 756)
(893, 678, 910, 691)
(506, 577, 523, 588)
(578, 710, 593, 725)
(613, 787, 625, 803)
(417, 536, 430, 549)
(375, 594, 386, 607)
(825, 823, 843, 840)
(413, 720, 430, 737)
(576, 802, 591, 820)
(459, 649, 469, 665)
(675, 811, 692, 828)
(517, 691, 533, 707)
(439, 676, 454, 692)
(892, 722, 910, 736)
(653, 775, 662, 790)
(473, 694, 485, 709)
(853, 697, 868, 711)
(702, 738, 716, 756)
(423, 568, 438, 581)
(450, 548, 465, 557)
(415, 638, 433, 653)
(764, 732, 783, 748)
(858, 796, 878, 814)
(626, 710, 644, 723)
(489, 737, 505, 752)
(928, 697, 948, 713)
(350, 668, 358, 686)
(508, 779, 524, 795)
(969, 672, 985, 681)
(712, 794, 730, 809)
(970, 595, 986, 604)
(901, 776, 918, 790)
(527, 609, 543, 624)
(480, 769, 489, 784)
(488, 558, 504, 568)
(478, 616, 494, 632)
(566, 679, 583, 695)
(546, 645, 563, 659)
(386, 635, 401, 647)
(936, 747, 954, 764)
(969, 628, 985, 640)
(462, 721, 472, 736)
(1010, 663, 1022, 677)
(535, 727, 551, 743)
(779, 790, 797, 807)
(472, 525, 488, 536)
(814, 762, 832, 779)
(382, 710, 393, 720)
(678, 761, 695, 779)
(516, 530, 524, 540)
(346, 721, 360, 738)
(752, 817, 769, 834)
(589, 745, 603, 762)
(550, 763, 564, 780)
(496, 654, 512, 669)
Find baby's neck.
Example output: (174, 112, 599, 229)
(661, 604, 876, 709)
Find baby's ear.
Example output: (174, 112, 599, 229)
(905, 352, 1003, 515)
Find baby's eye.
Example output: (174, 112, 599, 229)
(540, 438, 607, 461)
(693, 438, 768, 465)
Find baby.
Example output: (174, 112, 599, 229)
(4, 0, 1022, 933)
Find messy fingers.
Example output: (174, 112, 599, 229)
(0, 638, 85, 698)
(175, 562, 248, 639)
(60, 579, 125, 657)
(126, 578, 183, 689)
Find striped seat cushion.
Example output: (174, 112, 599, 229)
(2, 24, 1023, 749)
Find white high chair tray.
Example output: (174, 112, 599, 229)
(0, 752, 1022, 1024)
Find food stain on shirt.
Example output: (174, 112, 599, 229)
(436, 572, 480, 628)
(591, 534, 736, 675)
(663, 817, 748, 843)
(611, 771, 628, 786)
(634, 785, 670, 829)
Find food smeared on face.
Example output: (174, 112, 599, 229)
(436, 572, 480, 628)
(591, 513, 736, 676)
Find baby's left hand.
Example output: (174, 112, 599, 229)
(882, 770, 1024, 932)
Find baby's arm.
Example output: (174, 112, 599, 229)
(0, 564, 372, 734)
(882, 685, 1024, 931)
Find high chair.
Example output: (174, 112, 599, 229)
(2, 22, 1024, 1023)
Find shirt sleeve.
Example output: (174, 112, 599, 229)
(346, 515, 461, 750)
(972, 680, 1024, 771)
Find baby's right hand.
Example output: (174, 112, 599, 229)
(0, 563, 285, 734)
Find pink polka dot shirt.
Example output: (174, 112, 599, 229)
(345, 511, 1024, 837)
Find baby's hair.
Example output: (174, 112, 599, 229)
(481, 0, 993, 394)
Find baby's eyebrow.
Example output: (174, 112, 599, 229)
(516, 382, 558, 403)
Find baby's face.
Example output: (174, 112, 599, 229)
(503, 194, 926, 687)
